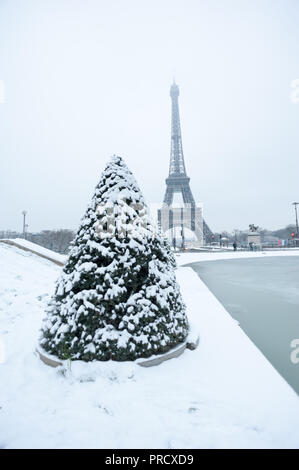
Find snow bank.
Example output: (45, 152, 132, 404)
(0, 238, 66, 266)
(0, 243, 299, 448)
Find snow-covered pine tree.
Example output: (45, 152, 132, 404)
(40, 156, 189, 361)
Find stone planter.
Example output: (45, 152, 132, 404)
(36, 335, 199, 369)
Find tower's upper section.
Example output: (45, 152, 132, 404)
(168, 81, 187, 177)
(170, 81, 179, 98)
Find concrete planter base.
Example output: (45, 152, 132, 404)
(137, 336, 199, 367)
(36, 336, 199, 369)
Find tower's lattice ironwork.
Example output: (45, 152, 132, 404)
(159, 81, 212, 244)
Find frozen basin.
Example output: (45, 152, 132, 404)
(187, 256, 299, 394)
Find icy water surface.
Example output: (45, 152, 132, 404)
(188, 256, 299, 394)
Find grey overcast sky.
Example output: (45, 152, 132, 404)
(1, 0, 299, 233)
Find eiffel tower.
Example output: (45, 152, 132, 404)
(159, 81, 212, 244)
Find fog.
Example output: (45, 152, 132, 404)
(1, 0, 299, 233)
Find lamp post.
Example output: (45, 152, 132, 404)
(180, 207, 185, 250)
(22, 210, 27, 239)
(292, 202, 299, 247)
(293, 203, 299, 235)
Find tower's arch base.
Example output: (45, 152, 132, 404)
(158, 205, 203, 247)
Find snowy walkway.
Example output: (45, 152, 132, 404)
(0, 243, 299, 448)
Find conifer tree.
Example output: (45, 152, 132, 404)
(40, 156, 188, 361)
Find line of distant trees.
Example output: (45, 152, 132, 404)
(0, 224, 297, 253)
(0, 229, 75, 254)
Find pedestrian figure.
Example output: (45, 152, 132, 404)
(233, 241, 237, 251)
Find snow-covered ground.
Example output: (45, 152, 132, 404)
(1, 243, 299, 448)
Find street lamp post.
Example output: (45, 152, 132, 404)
(180, 207, 185, 250)
(292, 202, 299, 247)
(22, 210, 27, 239)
